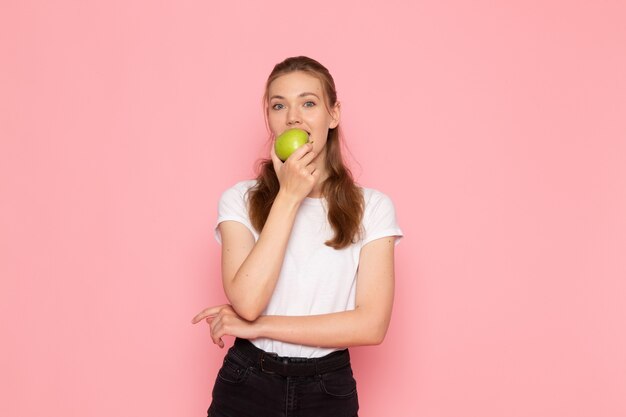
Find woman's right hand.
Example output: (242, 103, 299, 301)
(271, 141, 320, 203)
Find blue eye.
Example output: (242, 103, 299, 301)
(303, 101, 315, 108)
(272, 103, 285, 110)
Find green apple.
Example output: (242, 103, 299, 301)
(275, 128, 309, 161)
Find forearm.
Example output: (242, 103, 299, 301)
(254, 308, 391, 348)
(225, 191, 301, 320)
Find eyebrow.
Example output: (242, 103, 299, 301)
(269, 92, 321, 100)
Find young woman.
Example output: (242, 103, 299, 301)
(192, 56, 403, 417)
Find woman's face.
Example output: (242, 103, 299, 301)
(267, 71, 340, 159)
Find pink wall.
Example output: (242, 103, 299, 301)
(2, 1, 625, 416)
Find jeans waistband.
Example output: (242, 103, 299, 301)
(233, 338, 351, 377)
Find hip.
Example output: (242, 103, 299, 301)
(208, 338, 359, 417)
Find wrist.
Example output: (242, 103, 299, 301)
(275, 189, 303, 210)
(253, 315, 270, 339)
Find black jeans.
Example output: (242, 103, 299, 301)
(208, 338, 359, 417)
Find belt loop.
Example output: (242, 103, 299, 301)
(259, 352, 266, 373)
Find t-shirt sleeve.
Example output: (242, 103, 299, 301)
(362, 192, 404, 246)
(214, 182, 258, 244)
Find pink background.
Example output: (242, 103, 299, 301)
(2, 1, 625, 416)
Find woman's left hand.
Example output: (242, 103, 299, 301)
(191, 304, 258, 348)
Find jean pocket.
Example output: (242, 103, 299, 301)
(319, 365, 358, 398)
(216, 352, 251, 385)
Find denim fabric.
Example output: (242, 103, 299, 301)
(207, 340, 359, 417)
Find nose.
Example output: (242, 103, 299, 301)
(286, 107, 301, 126)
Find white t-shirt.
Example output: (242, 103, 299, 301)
(215, 179, 403, 358)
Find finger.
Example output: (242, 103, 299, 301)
(290, 142, 314, 161)
(307, 165, 316, 176)
(210, 317, 226, 348)
(191, 305, 228, 324)
(209, 316, 223, 345)
(221, 305, 237, 315)
(298, 147, 317, 167)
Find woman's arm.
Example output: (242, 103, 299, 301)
(219, 194, 299, 321)
(220, 144, 319, 321)
(193, 236, 396, 348)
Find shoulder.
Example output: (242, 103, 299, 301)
(360, 187, 397, 212)
(217, 179, 257, 217)
(359, 186, 403, 245)
(215, 180, 259, 242)
(220, 179, 257, 202)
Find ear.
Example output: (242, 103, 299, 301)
(329, 101, 341, 129)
